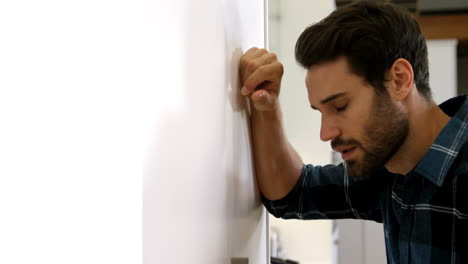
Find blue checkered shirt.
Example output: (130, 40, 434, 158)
(262, 95, 468, 263)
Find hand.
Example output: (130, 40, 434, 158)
(239, 47, 283, 111)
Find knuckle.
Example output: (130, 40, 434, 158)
(276, 62, 284, 75)
(269, 53, 277, 61)
(239, 56, 249, 68)
(248, 47, 259, 53)
(247, 61, 260, 73)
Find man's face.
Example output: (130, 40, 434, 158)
(306, 57, 409, 178)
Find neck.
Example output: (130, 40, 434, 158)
(385, 95, 451, 175)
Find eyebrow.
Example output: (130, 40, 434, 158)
(310, 92, 348, 110)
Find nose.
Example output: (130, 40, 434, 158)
(320, 115, 341, 142)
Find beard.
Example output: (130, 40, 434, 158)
(332, 92, 409, 178)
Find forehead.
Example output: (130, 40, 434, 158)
(305, 57, 370, 105)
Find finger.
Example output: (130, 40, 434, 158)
(240, 52, 278, 83)
(244, 47, 260, 56)
(251, 89, 277, 110)
(251, 52, 277, 70)
(241, 61, 283, 96)
(251, 89, 268, 103)
(250, 48, 268, 57)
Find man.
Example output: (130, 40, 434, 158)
(239, 1, 468, 263)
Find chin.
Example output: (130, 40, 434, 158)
(346, 160, 375, 179)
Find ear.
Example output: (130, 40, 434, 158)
(386, 58, 414, 101)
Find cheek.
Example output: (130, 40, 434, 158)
(358, 98, 377, 127)
(343, 109, 369, 141)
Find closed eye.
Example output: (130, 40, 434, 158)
(336, 104, 348, 112)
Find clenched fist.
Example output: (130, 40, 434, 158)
(239, 47, 284, 111)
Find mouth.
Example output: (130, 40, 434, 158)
(337, 146, 357, 161)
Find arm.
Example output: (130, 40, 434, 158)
(250, 104, 303, 200)
(239, 47, 303, 200)
(263, 163, 386, 221)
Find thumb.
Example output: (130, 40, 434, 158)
(251, 89, 277, 111)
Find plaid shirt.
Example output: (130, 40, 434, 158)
(262, 95, 468, 263)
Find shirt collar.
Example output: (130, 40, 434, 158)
(414, 95, 468, 186)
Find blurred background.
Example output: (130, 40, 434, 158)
(267, 0, 468, 263)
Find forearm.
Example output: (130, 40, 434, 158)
(251, 103, 303, 200)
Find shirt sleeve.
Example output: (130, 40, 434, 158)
(261, 163, 387, 222)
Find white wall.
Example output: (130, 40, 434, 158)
(427, 39, 458, 104)
(278, 0, 336, 166)
(268, 1, 336, 264)
(0, 1, 268, 263)
(143, 1, 268, 264)
(0, 1, 145, 263)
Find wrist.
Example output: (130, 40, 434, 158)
(251, 102, 282, 123)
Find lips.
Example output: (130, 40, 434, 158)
(334, 146, 357, 161)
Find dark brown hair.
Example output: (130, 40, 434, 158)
(295, 0, 431, 98)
